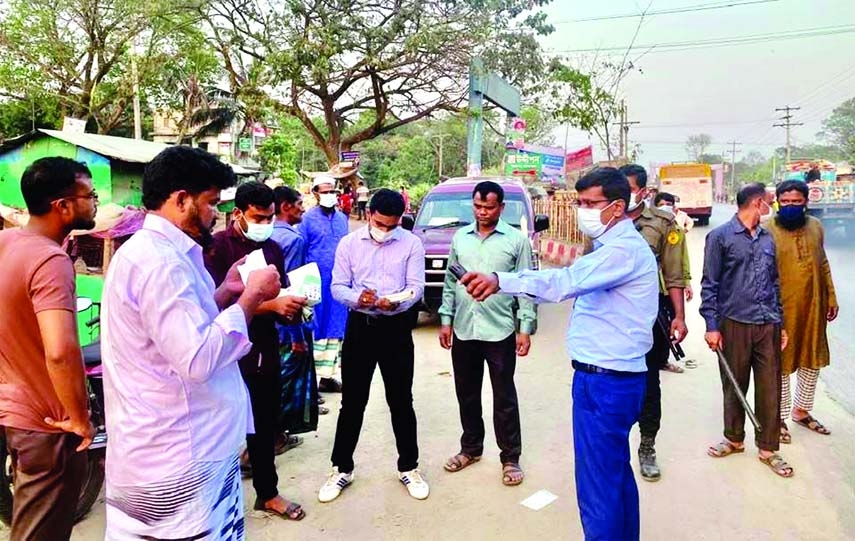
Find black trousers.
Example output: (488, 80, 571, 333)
(331, 312, 418, 473)
(452, 333, 521, 463)
(244, 372, 282, 502)
(637, 295, 671, 440)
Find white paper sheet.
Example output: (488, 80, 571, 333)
(381, 288, 415, 304)
(237, 249, 268, 285)
(520, 489, 558, 511)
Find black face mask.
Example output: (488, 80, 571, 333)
(775, 204, 807, 231)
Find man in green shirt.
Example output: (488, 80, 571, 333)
(438, 181, 536, 487)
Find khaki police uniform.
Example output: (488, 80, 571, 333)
(633, 203, 686, 443)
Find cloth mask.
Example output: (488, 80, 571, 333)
(577, 201, 616, 239)
(242, 220, 274, 243)
(370, 226, 394, 243)
(319, 193, 338, 208)
(777, 204, 807, 229)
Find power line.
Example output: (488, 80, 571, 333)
(773, 106, 804, 162)
(547, 24, 855, 55)
(556, 0, 780, 23)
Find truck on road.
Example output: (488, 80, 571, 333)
(657, 163, 714, 226)
(784, 159, 855, 234)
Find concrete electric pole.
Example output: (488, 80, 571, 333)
(773, 106, 803, 163)
(727, 141, 741, 195)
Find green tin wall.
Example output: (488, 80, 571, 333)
(0, 137, 113, 207)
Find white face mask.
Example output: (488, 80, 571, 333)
(370, 226, 394, 243)
(319, 193, 338, 208)
(241, 220, 274, 243)
(577, 201, 616, 239)
(658, 205, 674, 215)
(759, 201, 774, 224)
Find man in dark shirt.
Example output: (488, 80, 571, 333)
(205, 181, 309, 519)
(700, 182, 793, 479)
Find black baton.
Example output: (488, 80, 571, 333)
(715, 348, 763, 432)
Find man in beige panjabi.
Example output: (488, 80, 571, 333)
(767, 180, 838, 443)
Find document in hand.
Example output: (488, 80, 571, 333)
(237, 249, 269, 285)
(381, 289, 416, 304)
(279, 262, 323, 306)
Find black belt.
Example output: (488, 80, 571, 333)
(572, 360, 641, 377)
(349, 310, 408, 327)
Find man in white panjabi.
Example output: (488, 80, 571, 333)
(101, 147, 281, 540)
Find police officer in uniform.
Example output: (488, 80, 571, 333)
(620, 164, 689, 482)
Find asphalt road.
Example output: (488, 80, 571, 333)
(705, 204, 855, 415)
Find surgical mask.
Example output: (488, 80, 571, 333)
(577, 201, 616, 239)
(759, 201, 774, 224)
(658, 205, 674, 215)
(628, 192, 640, 209)
(241, 219, 274, 243)
(370, 226, 394, 243)
(319, 193, 338, 208)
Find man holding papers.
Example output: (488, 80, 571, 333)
(205, 181, 308, 521)
(319, 188, 428, 503)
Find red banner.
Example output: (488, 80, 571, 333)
(565, 146, 593, 173)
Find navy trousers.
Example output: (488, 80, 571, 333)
(572, 369, 647, 541)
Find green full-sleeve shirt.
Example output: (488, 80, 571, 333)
(439, 220, 536, 340)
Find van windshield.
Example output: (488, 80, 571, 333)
(416, 192, 526, 228)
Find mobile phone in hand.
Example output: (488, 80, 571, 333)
(449, 263, 467, 281)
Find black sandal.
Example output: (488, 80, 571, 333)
(444, 453, 480, 472)
(793, 415, 831, 435)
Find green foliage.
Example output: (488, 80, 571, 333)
(819, 97, 855, 160)
(0, 96, 62, 140)
(204, 0, 553, 163)
(258, 133, 299, 185)
(545, 60, 620, 158)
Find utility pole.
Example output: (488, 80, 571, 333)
(131, 36, 142, 140)
(431, 134, 451, 177)
(773, 106, 803, 163)
(727, 141, 741, 196)
(611, 100, 640, 160)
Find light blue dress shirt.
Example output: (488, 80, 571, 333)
(496, 218, 659, 372)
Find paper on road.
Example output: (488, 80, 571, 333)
(520, 489, 558, 511)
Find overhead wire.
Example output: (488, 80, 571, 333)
(554, 0, 781, 24)
(547, 25, 855, 56)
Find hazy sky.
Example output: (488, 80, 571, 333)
(539, 0, 855, 163)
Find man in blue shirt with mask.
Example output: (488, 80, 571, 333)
(461, 167, 658, 541)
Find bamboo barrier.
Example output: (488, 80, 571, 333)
(534, 190, 584, 244)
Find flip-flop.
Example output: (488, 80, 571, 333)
(444, 453, 481, 473)
(502, 462, 524, 486)
(759, 453, 794, 478)
(793, 415, 831, 435)
(707, 441, 745, 458)
(254, 498, 306, 521)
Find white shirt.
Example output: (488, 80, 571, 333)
(356, 186, 370, 202)
(102, 214, 253, 488)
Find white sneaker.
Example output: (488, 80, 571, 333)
(398, 469, 430, 500)
(318, 468, 353, 503)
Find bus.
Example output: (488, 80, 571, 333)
(658, 163, 714, 226)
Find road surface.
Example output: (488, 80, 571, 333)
(3, 211, 854, 540)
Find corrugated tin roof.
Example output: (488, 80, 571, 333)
(1, 129, 257, 175)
